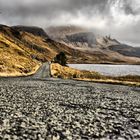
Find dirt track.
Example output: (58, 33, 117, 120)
(0, 78, 140, 140)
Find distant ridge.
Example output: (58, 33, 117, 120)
(46, 25, 140, 58)
(46, 25, 87, 39)
(0, 24, 140, 76)
(12, 25, 49, 38)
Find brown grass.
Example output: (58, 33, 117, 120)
(0, 25, 140, 77)
(0, 33, 41, 76)
(113, 75, 140, 82)
(51, 63, 140, 87)
(51, 63, 102, 79)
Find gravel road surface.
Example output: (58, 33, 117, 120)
(0, 78, 140, 140)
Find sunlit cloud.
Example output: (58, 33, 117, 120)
(0, 0, 140, 46)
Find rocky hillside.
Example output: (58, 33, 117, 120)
(108, 45, 140, 58)
(47, 25, 140, 59)
(12, 25, 49, 38)
(46, 25, 87, 40)
(0, 25, 140, 76)
(0, 24, 72, 76)
(47, 26, 140, 64)
(0, 25, 40, 76)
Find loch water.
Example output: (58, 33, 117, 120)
(68, 64, 140, 76)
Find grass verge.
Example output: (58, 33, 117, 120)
(51, 63, 140, 87)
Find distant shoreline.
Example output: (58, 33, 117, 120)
(51, 63, 140, 87)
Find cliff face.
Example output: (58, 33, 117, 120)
(46, 26, 140, 64)
(46, 26, 140, 58)
(12, 26, 49, 38)
(0, 25, 140, 76)
(0, 25, 93, 76)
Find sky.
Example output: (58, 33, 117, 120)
(0, 0, 140, 47)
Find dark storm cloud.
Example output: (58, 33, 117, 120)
(124, 4, 136, 15)
(0, 0, 109, 24)
(122, 0, 140, 15)
(0, 0, 140, 46)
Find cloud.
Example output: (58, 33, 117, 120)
(0, 0, 110, 26)
(0, 0, 140, 46)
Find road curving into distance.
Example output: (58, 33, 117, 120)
(0, 76, 140, 139)
(31, 62, 51, 78)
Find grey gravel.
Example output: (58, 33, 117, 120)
(0, 78, 140, 140)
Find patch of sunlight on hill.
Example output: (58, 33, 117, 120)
(0, 33, 40, 76)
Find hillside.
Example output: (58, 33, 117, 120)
(108, 45, 140, 58)
(12, 25, 49, 38)
(0, 25, 40, 76)
(66, 32, 97, 47)
(0, 25, 98, 76)
(46, 26, 140, 64)
(47, 25, 140, 59)
(46, 25, 87, 40)
(0, 25, 140, 76)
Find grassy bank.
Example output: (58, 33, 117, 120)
(0, 64, 41, 77)
(51, 63, 140, 87)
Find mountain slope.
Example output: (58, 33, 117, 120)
(46, 25, 87, 40)
(0, 25, 95, 76)
(108, 45, 140, 58)
(12, 25, 49, 38)
(46, 26, 140, 59)
(0, 25, 140, 76)
(0, 25, 41, 76)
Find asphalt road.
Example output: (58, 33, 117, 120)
(32, 62, 51, 78)
(0, 77, 140, 140)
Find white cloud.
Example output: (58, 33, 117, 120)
(0, 0, 140, 46)
(109, 0, 140, 27)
